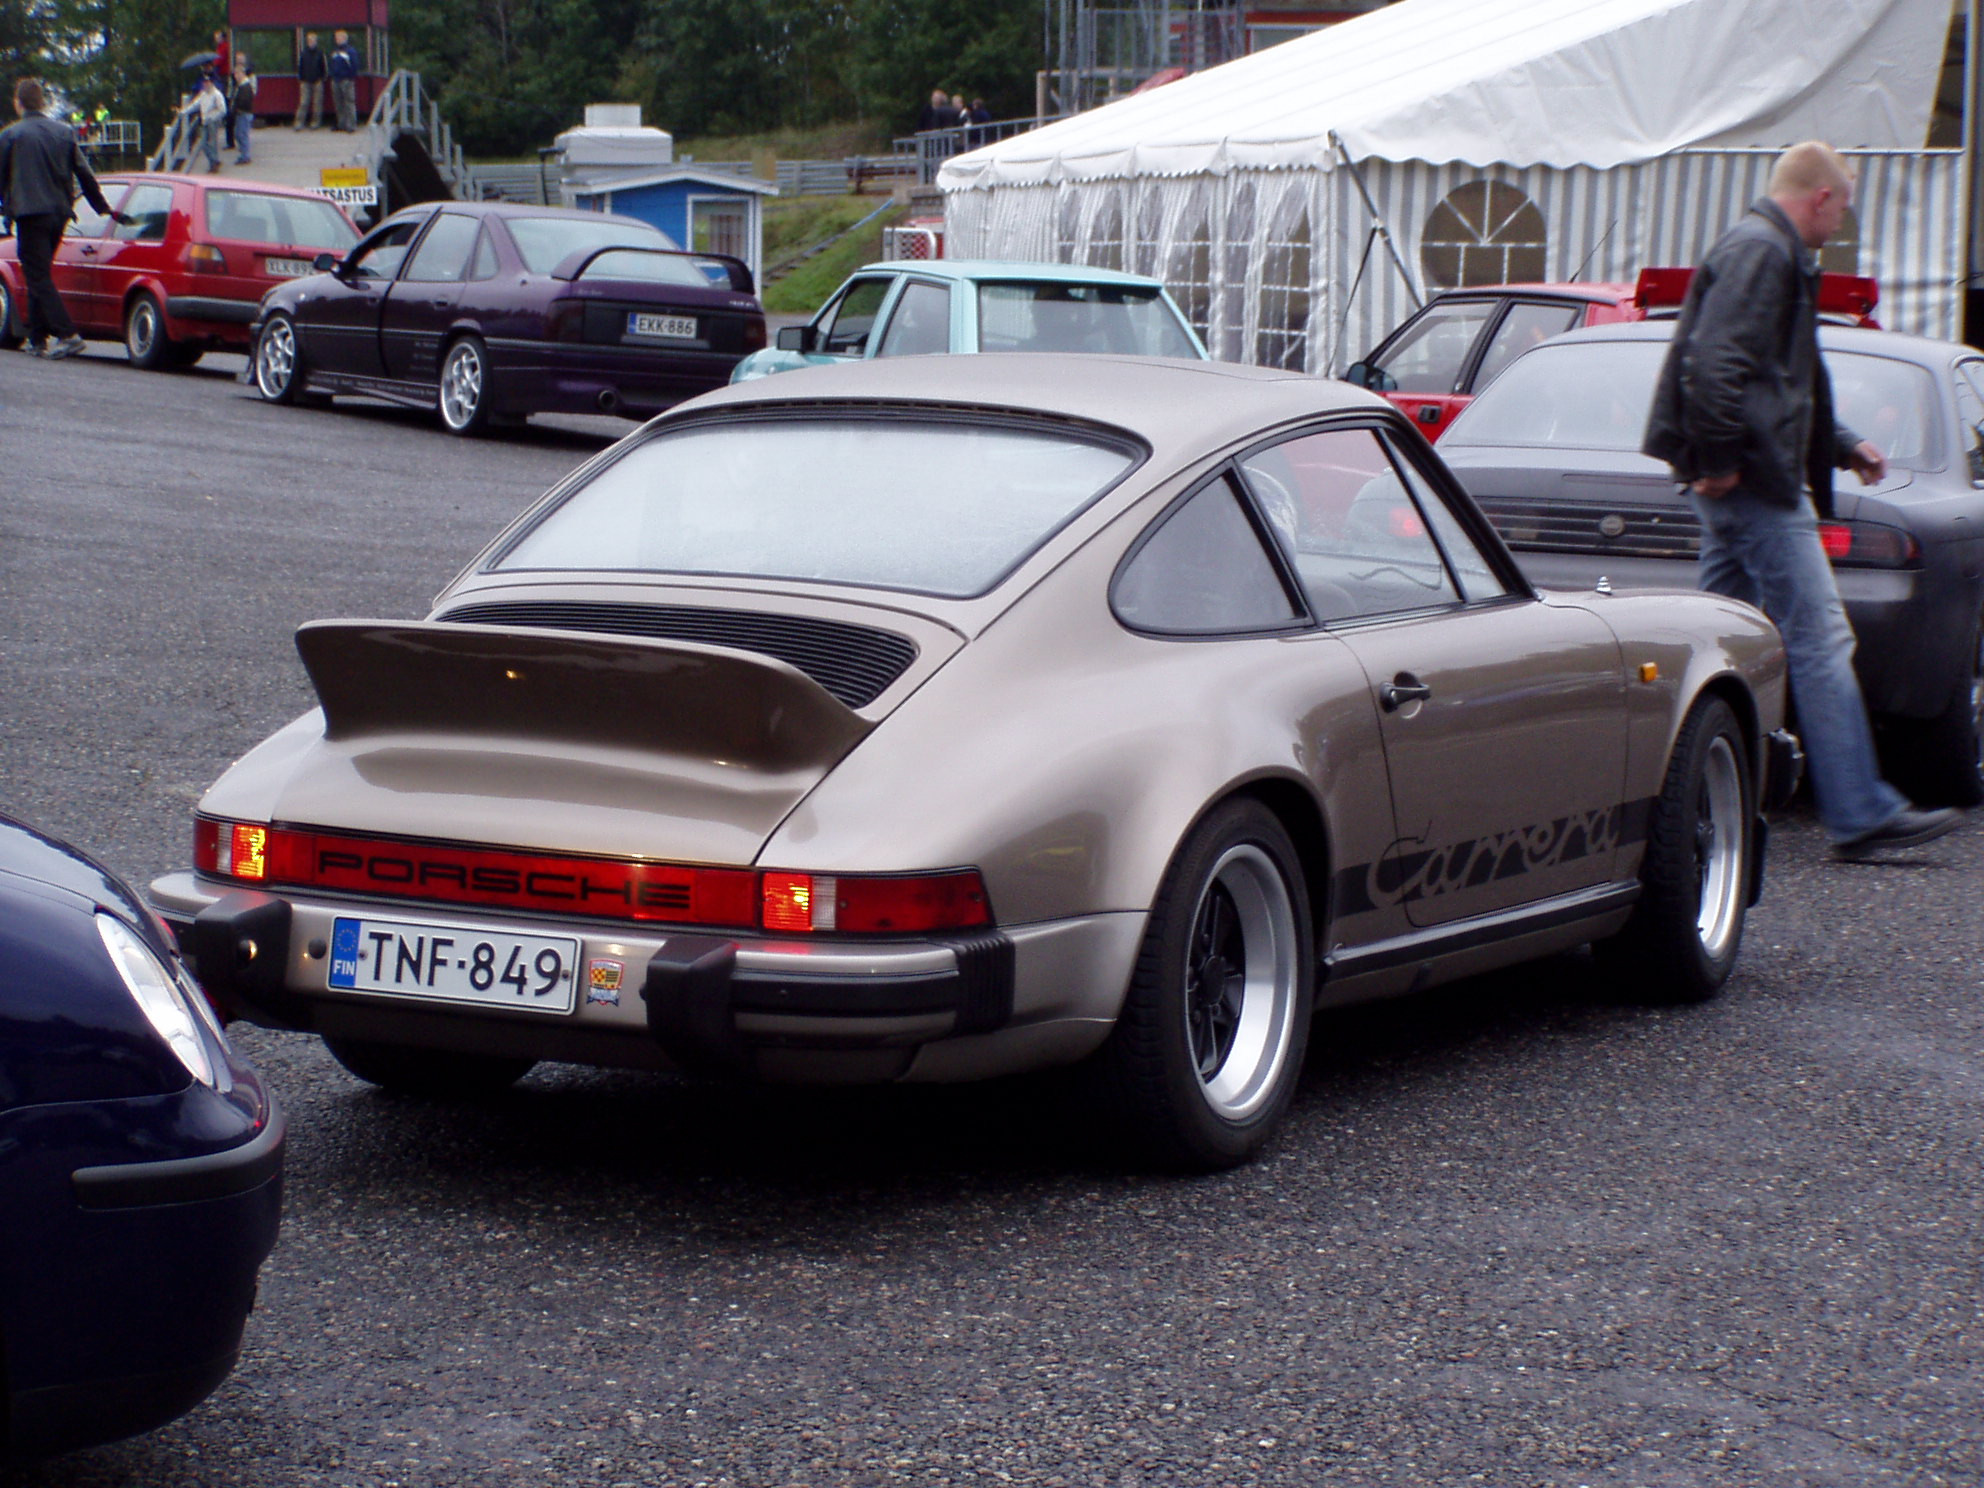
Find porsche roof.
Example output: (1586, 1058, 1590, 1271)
(677, 352, 1393, 454)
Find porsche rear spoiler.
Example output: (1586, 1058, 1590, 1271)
(294, 621, 870, 772)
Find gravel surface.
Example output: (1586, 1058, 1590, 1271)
(1, 346, 1979, 1487)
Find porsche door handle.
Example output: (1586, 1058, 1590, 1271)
(1379, 675, 1432, 711)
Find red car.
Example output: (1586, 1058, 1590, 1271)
(0, 173, 359, 369)
(1345, 268, 1879, 441)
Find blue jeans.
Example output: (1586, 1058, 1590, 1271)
(1692, 488, 1907, 841)
(234, 112, 253, 161)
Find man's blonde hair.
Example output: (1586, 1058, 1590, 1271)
(1770, 141, 1855, 199)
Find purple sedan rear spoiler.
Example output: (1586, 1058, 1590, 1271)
(550, 245, 755, 296)
(294, 620, 868, 772)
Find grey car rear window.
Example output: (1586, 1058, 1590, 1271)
(1453, 339, 1943, 470)
(494, 417, 1139, 598)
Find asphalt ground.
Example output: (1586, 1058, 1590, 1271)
(1, 345, 1980, 1487)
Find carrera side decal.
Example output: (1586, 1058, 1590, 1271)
(1334, 799, 1653, 916)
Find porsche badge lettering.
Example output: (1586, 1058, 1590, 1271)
(313, 847, 694, 911)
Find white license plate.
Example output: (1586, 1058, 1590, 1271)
(328, 916, 579, 1014)
(626, 311, 698, 341)
(265, 256, 314, 278)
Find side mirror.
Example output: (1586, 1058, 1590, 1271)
(313, 251, 340, 273)
(1343, 360, 1396, 393)
(776, 323, 817, 353)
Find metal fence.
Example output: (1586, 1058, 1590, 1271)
(894, 117, 1051, 186)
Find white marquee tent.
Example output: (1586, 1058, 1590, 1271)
(939, 0, 1963, 370)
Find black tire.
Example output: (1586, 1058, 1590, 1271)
(1596, 695, 1752, 1003)
(1882, 614, 1984, 808)
(1083, 799, 1313, 1170)
(0, 277, 21, 350)
(123, 291, 174, 370)
(437, 334, 493, 436)
(254, 312, 309, 403)
(324, 1035, 535, 1097)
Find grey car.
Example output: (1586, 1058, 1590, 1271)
(1441, 320, 1984, 807)
(153, 355, 1792, 1169)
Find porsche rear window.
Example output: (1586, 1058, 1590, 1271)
(494, 417, 1139, 597)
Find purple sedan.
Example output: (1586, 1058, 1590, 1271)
(250, 202, 767, 435)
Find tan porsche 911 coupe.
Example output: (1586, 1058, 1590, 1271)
(153, 354, 1796, 1168)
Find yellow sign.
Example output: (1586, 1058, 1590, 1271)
(319, 167, 368, 188)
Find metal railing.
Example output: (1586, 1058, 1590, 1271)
(893, 116, 1052, 185)
(366, 70, 469, 196)
(147, 106, 202, 172)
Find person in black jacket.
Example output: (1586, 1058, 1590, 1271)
(0, 77, 124, 358)
(296, 32, 327, 129)
(1643, 141, 1960, 859)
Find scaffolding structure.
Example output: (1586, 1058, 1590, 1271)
(1040, 0, 1243, 117)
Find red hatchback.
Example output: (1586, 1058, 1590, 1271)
(1345, 269, 1880, 441)
(0, 173, 359, 369)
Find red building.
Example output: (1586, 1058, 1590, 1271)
(225, 0, 388, 120)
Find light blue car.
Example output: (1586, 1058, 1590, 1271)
(732, 259, 1209, 382)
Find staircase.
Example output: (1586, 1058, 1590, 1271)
(148, 70, 467, 220)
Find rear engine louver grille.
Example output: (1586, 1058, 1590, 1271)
(1475, 498, 1703, 559)
(433, 601, 918, 708)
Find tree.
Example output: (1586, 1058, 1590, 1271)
(36, 0, 224, 139)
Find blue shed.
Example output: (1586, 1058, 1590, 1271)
(570, 167, 777, 285)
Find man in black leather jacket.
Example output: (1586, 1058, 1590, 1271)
(1644, 142, 1959, 859)
(0, 77, 122, 358)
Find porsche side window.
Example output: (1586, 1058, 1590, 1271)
(1955, 362, 1984, 485)
(346, 220, 422, 280)
(1239, 427, 1461, 620)
(875, 280, 951, 357)
(818, 278, 893, 355)
(1113, 475, 1302, 635)
(1381, 438, 1514, 602)
(401, 213, 481, 284)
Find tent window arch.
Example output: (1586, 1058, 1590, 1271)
(1256, 208, 1312, 370)
(1420, 181, 1546, 289)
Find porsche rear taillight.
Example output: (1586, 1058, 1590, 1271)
(195, 816, 994, 934)
(196, 817, 271, 879)
(760, 870, 992, 934)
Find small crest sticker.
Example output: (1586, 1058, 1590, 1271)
(586, 958, 624, 1005)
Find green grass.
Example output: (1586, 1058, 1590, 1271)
(762, 197, 906, 315)
(677, 120, 894, 166)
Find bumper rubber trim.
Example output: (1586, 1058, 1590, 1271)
(72, 1099, 286, 1210)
